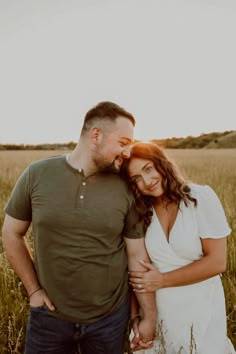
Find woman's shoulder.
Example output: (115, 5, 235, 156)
(188, 183, 215, 198)
(187, 183, 223, 210)
(187, 184, 231, 237)
(188, 183, 226, 216)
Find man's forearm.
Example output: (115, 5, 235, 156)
(125, 237, 157, 322)
(3, 233, 40, 295)
(128, 252, 157, 343)
(129, 260, 157, 322)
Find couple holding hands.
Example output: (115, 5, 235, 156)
(2, 101, 235, 353)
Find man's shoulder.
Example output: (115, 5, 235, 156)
(104, 173, 131, 189)
(29, 154, 66, 170)
(98, 173, 134, 199)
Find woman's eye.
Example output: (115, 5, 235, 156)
(146, 166, 152, 173)
(132, 176, 142, 183)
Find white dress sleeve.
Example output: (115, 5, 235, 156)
(192, 184, 232, 239)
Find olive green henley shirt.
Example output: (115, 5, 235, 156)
(4, 155, 145, 323)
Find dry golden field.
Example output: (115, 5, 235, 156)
(0, 149, 235, 353)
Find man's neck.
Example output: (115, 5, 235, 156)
(68, 149, 97, 177)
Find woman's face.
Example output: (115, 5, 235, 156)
(128, 157, 164, 197)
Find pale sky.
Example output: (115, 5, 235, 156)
(0, 0, 235, 144)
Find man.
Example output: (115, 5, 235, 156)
(2, 101, 156, 354)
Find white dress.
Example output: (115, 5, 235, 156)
(137, 184, 235, 354)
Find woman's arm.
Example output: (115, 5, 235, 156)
(129, 237, 227, 292)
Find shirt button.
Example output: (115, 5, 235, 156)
(80, 195, 84, 199)
(82, 182, 86, 186)
(78, 169, 82, 173)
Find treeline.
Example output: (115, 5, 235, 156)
(0, 141, 77, 151)
(1, 131, 236, 150)
(151, 130, 236, 149)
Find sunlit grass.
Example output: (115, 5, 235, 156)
(0, 149, 235, 353)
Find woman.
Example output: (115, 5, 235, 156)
(121, 142, 235, 354)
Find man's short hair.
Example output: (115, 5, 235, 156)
(81, 101, 136, 135)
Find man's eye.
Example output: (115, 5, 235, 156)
(120, 141, 130, 147)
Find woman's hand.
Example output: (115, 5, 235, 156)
(130, 317, 155, 352)
(129, 260, 164, 292)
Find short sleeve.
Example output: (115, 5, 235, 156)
(122, 198, 145, 239)
(193, 185, 231, 239)
(4, 166, 32, 221)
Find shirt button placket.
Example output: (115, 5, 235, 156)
(80, 180, 86, 200)
(78, 169, 86, 202)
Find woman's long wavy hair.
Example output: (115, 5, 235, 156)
(121, 142, 197, 232)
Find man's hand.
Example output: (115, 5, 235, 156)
(130, 317, 155, 352)
(29, 288, 56, 311)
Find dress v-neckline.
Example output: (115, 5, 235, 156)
(153, 202, 181, 244)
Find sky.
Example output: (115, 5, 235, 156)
(0, 0, 235, 144)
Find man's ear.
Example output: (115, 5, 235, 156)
(90, 127, 102, 145)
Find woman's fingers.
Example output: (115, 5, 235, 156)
(130, 283, 148, 292)
(128, 271, 144, 278)
(139, 260, 155, 270)
(129, 277, 144, 283)
(129, 278, 146, 287)
(129, 280, 154, 292)
(138, 339, 154, 348)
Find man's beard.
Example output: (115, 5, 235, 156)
(100, 160, 120, 174)
(93, 155, 122, 174)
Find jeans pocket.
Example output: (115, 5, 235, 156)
(30, 305, 48, 313)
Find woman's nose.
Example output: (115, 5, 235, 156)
(143, 175, 152, 186)
(121, 146, 131, 158)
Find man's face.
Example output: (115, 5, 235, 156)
(92, 116, 134, 173)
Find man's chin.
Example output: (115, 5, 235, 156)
(98, 158, 124, 174)
(100, 163, 120, 174)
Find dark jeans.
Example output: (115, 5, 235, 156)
(25, 296, 130, 354)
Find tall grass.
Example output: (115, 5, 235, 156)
(0, 149, 235, 353)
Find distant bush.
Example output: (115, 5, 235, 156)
(151, 130, 236, 149)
